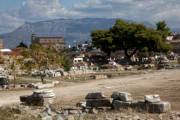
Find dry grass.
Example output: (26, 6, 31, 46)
(0, 106, 40, 120)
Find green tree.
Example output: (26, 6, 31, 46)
(156, 20, 170, 40)
(91, 30, 115, 56)
(60, 54, 72, 71)
(91, 19, 172, 62)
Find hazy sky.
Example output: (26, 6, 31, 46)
(0, 0, 180, 34)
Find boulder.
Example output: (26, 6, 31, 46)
(86, 99, 111, 108)
(145, 94, 161, 103)
(85, 92, 106, 99)
(61, 106, 80, 115)
(148, 101, 171, 113)
(111, 92, 133, 102)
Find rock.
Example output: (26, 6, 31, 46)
(20, 89, 55, 106)
(39, 112, 49, 119)
(85, 92, 106, 99)
(20, 84, 27, 88)
(61, 106, 79, 115)
(176, 113, 180, 117)
(10, 106, 22, 114)
(95, 75, 108, 79)
(148, 101, 171, 113)
(112, 100, 131, 110)
(41, 115, 53, 120)
(89, 108, 98, 114)
(43, 107, 56, 116)
(27, 83, 55, 89)
(20, 95, 29, 102)
(86, 99, 111, 108)
(76, 102, 86, 108)
(105, 118, 112, 120)
(125, 65, 133, 71)
(69, 109, 79, 114)
(111, 92, 133, 102)
(57, 115, 64, 120)
(145, 94, 161, 103)
(66, 115, 75, 120)
(133, 115, 140, 120)
(52, 81, 60, 85)
(37, 83, 55, 89)
(62, 106, 77, 110)
(131, 100, 147, 112)
(28, 109, 40, 117)
(49, 105, 60, 114)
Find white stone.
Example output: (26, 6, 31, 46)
(145, 94, 161, 103)
(149, 101, 171, 113)
(111, 92, 133, 102)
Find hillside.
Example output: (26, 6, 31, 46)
(0, 18, 154, 48)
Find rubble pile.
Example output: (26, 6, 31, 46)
(16, 91, 176, 120)
(111, 92, 171, 113)
(27, 81, 59, 89)
(81, 92, 171, 114)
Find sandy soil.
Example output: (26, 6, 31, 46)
(0, 69, 180, 110)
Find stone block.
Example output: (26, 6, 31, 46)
(20, 95, 29, 103)
(20, 89, 55, 106)
(86, 99, 111, 108)
(111, 92, 133, 102)
(148, 101, 171, 113)
(145, 94, 161, 103)
(112, 100, 131, 110)
(131, 100, 148, 112)
(85, 92, 106, 99)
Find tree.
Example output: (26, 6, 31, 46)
(91, 19, 172, 62)
(9, 55, 20, 88)
(17, 41, 28, 48)
(156, 20, 170, 40)
(60, 54, 72, 71)
(91, 30, 115, 56)
(21, 44, 62, 83)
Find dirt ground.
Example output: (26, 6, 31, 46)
(0, 69, 180, 111)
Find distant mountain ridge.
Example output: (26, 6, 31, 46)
(0, 18, 155, 48)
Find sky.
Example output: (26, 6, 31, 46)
(0, 0, 180, 34)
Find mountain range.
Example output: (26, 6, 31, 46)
(0, 18, 175, 49)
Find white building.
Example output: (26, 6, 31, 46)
(166, 36, 174, 41)
(73, 54, 85, 64)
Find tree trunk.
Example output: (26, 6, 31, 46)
(124, 48, 137, 64)
(40, 71, 45, 84)
(40, 74, 45, 84)
(13, 72, 16, 88)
